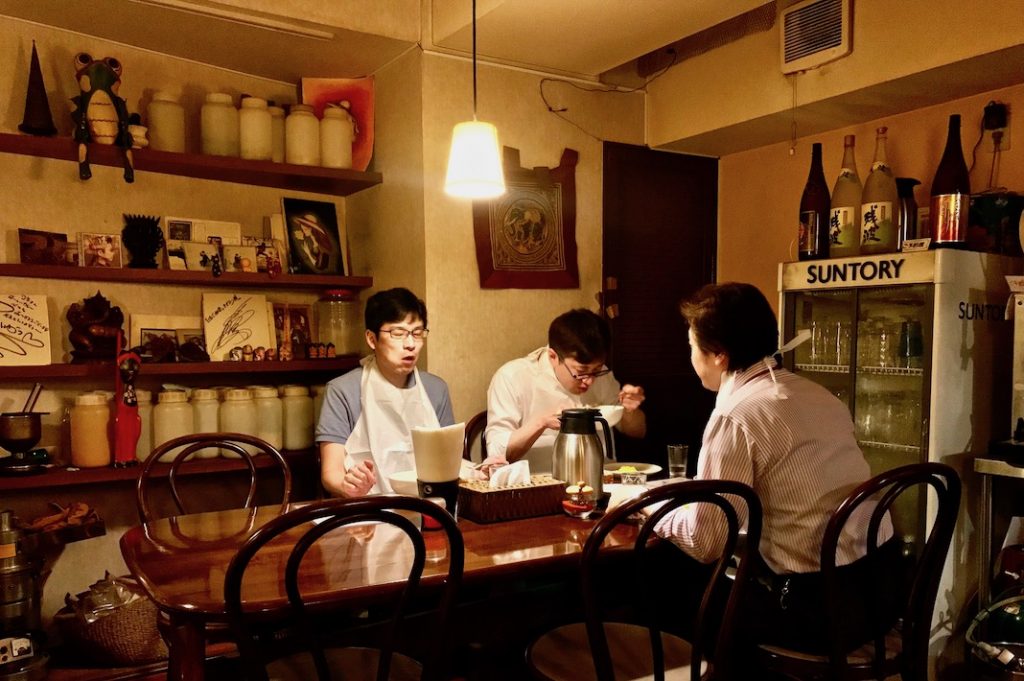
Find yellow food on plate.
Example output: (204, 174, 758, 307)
(617, 465, 638, 473)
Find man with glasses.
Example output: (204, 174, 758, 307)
(485, 309, 645, 473)
(317, 288, 454, 497)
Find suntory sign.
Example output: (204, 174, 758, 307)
(780, 251, 936, 291)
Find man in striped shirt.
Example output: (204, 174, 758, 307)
(654, 282, 895, 654)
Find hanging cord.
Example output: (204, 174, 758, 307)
(788, 73, 799, 156)
(471, 0, 478, 118)
(988, 129, 1004, 189)
(968, 113, 985, 173)
(538, 49, 678, 141)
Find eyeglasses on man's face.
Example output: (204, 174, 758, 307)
(559, 356, 610, 381)
(379, 327, 430, 341)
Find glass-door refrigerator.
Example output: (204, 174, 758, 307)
(779, 249, 1019, 668)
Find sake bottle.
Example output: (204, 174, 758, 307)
(929, 114, 970, 248)
(829, 135, 862, 258)
(798, 142, 831, 260)
(860, 127, 898, 254)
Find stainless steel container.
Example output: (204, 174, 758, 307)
(0, 510, 46, 681)
(551, 408, 613, 517)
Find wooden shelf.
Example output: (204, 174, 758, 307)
(0, 356, 359, 380)
(0, 263, 372, 290)
(0, 448, 317, 492)
(0, 132, 382, 196)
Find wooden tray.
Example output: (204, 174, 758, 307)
(458, 475, 564, 523)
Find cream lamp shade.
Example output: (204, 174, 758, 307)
(444, 120, 505, 199)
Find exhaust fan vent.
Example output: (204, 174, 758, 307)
(780, 0, 851, 74)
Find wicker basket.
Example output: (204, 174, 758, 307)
(458, 475, 565, 523)
(55, 590, 168, 665)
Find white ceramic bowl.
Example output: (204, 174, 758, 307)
(598, 404, 624, 428)
(388, 469, 419, 496)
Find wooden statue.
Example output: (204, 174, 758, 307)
(71, 53, 134, 183)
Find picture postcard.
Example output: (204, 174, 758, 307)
(18, 228, 70, 266)
(129, 314, 203, 349)
(0, 294, 51, 366)
(202, 293, 273, 361)
(79, 232, 123, 268)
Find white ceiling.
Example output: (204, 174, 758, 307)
(0, 0, 769, 83)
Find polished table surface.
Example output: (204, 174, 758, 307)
(120, 502, 641, 679)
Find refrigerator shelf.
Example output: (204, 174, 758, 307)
(856, 366, 924, 377)
(795, 363, 850, 374)
(857, 440, 922, 453)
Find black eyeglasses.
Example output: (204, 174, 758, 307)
(380, 327, 429, 341)
(560, 358, 610, 381)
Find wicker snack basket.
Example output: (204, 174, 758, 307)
(55, 576, 167, 665)
(458, 475, 565, 523)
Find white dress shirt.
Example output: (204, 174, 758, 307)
(654, 360, 890, 574)
(485, 347, 620, 473)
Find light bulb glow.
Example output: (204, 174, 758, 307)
(444, 120, 506, 199)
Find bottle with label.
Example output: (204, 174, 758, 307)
(798, 142, 830, 260)
(829, 135, 862, 258)
(929, 113, 970, 248)
(896, 177, 921, 249)
(860, 127, 899, 254)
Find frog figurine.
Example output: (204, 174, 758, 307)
(70, 53, 134, 183)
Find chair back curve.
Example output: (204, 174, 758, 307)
(224, 495, 465, 681)
(136, 432, 293, 523)
(462, 410, 487, 462)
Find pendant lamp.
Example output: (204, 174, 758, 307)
(444, 0, 505, 199)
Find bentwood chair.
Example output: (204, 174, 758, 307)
(756, 462, 961, 681)
(462, 410, 488, 463)
(527, 479, 763, 681)
(136, 432, 293, 522)
(224, 495, 465, 681)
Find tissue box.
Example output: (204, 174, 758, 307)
(458, 475, 564, 523)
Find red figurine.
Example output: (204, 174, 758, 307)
(113, 334, 141, 467)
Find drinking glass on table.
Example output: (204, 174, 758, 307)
(667, 444, 689, 479)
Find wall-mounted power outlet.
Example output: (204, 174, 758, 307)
(984, 101, 1011, 153)
(984, 126, 1011, 153)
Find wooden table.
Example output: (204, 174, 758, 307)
(120, 503, 640, 681)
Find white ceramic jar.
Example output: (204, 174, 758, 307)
(70, 393, 111, 468)
(268, 104, 286, 163)
(281, 385, 314, 450)
(320, 103, 355, 169)
(251, 386, 284, 450)
(285, 104, 319, 166)
(147, 91, 186, 152)
(201, 92, 239, 157)
(153, 390, 193, 462)
(190, 389, 221, 458)
(135, 389, 153, 463)
(239, 96, 272, 161)
(220, 389, 258, 457)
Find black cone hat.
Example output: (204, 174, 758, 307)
(18, 41, 57, 136)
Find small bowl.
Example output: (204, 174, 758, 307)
(598, 405, 624, 428)
(388, 469, 419, 496)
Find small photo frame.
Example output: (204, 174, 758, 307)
(242, 236, 286, 273)
(282, 198, 346, 275)
(176, 328, 205, 349)
(18, 228, 69, 266)
(182, 241, 222, 271)
(129, 314, 203, 348)
(224, 245, 258, 272)
(79, 232, 123, 268)
(272, 302, 316, 358)
(140, 328, 178, 348)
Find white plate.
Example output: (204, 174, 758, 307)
(603, 462, 662, 476)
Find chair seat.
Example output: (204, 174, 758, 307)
(528, 621, 706, 681)
(268, 646, 422, 681)
(757, 629, 902, 678)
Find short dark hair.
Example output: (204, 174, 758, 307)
(548, 309, 611, 364)
(680, 283, 778, 372)
(364, 288, 427, 333)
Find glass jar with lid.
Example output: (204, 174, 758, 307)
(190, 389, 221, 458)
(153, 390, 193, 462)
(135, 389, 153, 463)
(315, 289, 362, 356)
(281, 385, 314, 451)
(201, 92, 239, 157)
(71, 393, 111, 468)
(220, 389, 258, 457)
(251, 386, 283, 450)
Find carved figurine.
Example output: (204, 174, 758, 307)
(66, 291, 125, 363)
(122, 214, 164, 268)
(71, 53, 134, 183)
(264, 348, 276, 361)
(211, 254, 223, 277)
(113, 341, 141, 467)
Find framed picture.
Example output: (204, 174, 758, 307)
(176, 328, 205, 347)
(272, 302, 316, 359)
(129, 314, 202, 348)
(18, 228, 69, 266)
(473, 147, 579, 289)
(242, 236, 286, 273)
(79, 232, 124, 268)
(140, 328, 178, 349)
(182, 241, 222, 271)
(163, 218, 192, 270)
(281, 198, 346, 276)
(224, 245, 258, 273)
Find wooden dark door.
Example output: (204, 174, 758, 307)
(602, 142, 718, 472)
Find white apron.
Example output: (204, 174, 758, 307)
(344, 356, 440, 494)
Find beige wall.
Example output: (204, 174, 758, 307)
(719, 82, 1024, 306)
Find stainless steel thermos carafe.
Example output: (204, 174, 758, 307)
(551, 408, 613, 500)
